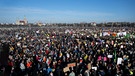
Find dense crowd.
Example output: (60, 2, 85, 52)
(0, 27, 135, 76)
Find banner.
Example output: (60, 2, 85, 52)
(67, 63, 76, 67)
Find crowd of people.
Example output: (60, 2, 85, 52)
(0, 27, 135, 76)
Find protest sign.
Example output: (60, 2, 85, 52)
(67, 63, 76, 67)
(92, 67, 97, 70)
(63, 67, 70, 72)
(117, 57, 123, 65)
(108, 55, 113, 58)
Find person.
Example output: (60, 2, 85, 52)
(0, 26, 134, 76)
(69, 70, 75, 76)
(84, 69, 90, 76)
(20, 60, 26, 76)
(49, 71, 54, 76)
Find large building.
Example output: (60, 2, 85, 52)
(91, 22, 96, 26)
(16, 17, 28, 25)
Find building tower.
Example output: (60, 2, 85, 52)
(16, 17, 19, 25)
(24, 16, 28, 25)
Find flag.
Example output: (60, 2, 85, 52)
(124, 33, 130, 39)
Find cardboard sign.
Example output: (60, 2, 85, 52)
(67, 63, 76, 67)
(63, 67, 69, 72)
